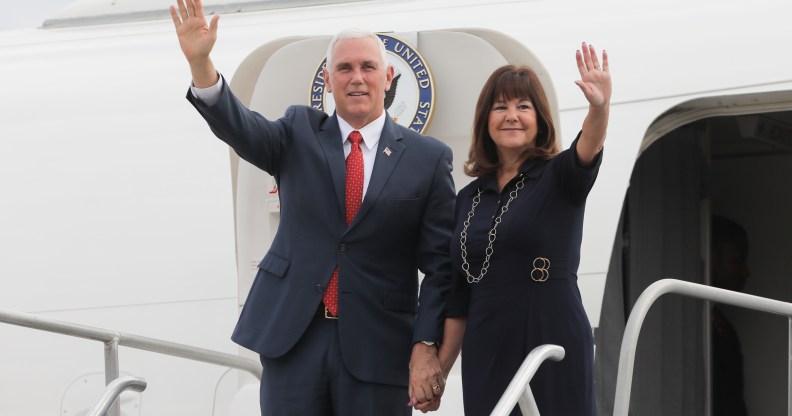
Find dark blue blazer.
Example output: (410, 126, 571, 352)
(188, 80, 455, 387)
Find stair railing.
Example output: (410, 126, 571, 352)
(613, 278, 792, 416)
(490, 344, 565, 416)
(86, 376, 147, 416)
(0, 308, 262, 416)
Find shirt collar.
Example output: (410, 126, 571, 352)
(337, 112, 386, 151)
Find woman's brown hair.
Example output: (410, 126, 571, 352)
(464, 65, 559, 178)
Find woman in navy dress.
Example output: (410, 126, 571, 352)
(419, 44, 611, 415)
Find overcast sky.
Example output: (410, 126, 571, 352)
(1, 0, 75, 30)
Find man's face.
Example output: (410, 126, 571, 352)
(323, 37, 393, 129)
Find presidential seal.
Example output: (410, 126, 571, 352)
(309, 33, 435, 133)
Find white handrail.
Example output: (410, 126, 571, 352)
(86, 376, 147, 416)
(0, 308, 262, 416)
(613, 278, 792, 416)
(0, 307, 261, 378)
(490, 344, 565, 416)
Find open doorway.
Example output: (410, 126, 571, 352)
(707, 110, 792, 415)
(596, 93, 792, 415)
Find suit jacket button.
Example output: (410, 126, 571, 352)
(339, 243, 346, 252)
(315, 284, 324, 293)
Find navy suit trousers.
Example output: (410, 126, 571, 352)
(260, 316, 411, 416)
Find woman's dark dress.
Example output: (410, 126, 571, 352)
(447, 137, 601, 416)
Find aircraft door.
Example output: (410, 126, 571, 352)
(596, 93, 792, 416)
(596, 126, 708, 416)
(707, 111, 792, 416)
(225, 31, 561, 415)
(227, 29, 560, 325)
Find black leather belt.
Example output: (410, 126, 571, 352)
(316, 303, 339, 319)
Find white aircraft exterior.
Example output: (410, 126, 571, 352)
(1, 0, 790, 414)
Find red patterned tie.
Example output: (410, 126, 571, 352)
(323, 131, 364, 317)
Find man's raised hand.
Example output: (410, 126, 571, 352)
(169, 0, 220, 87)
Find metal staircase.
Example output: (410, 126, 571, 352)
(0, 308, 261, 416)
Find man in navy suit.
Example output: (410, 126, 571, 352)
(170, 0, 454, 414)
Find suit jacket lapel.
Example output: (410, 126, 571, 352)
(346, 116, 404, 232)
(316, 114, 345, 216)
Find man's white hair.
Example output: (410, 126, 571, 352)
(325, 28, 389, 72)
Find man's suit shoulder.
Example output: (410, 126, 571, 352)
(281, 105, 334, 132)
(394, 123, 451, 156)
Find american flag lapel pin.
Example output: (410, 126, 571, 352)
(383, 147, 392, 157)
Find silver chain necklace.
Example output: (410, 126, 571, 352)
(460, 175, 526, 283)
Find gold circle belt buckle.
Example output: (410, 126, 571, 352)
(531, 257, 550, 282)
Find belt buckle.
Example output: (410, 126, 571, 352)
(531, 257, 551, 282)
(324, 306, 339, 320)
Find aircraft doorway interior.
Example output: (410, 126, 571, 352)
(708, 110, 792, 415)
(597, 106, 792, 415)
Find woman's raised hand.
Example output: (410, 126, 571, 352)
(575, 42, 611, 108)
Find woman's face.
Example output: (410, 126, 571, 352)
(487, 97, 538, 157)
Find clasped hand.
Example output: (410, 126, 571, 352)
(408, 343, 445, 412)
